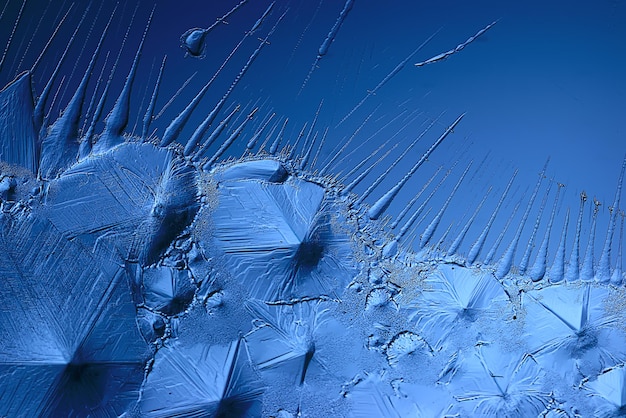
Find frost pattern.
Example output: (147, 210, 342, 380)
(0, 1, 624, 417)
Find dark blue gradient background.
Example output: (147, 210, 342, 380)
(1, 0, 624, 260)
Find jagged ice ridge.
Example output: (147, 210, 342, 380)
(0, 1, 625, 417)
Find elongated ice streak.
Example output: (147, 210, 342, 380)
(94, 7, 155, 154)
(300, 0, 355, 91)
(420, 161, 472, 248)
(34, 4, 88, 132)
(203, 108, 257, 169)
(466, 170, 517, 265)
(381, 164, 455, 258)
(3, 3, 626, 417)
(336, 30, 439, 127)
(612, 212, 625, 284)
(390, 165, 443, 230)
(519, 180, 553, 275)
(163, 2, 276, 149)
(246, 112, 275, 151)
(495, 159, 549, 279)
(448, 185, 491, 256)
(142, 55, 166, 139)
(368, 113, 465, 220)
(414, 20, 498, 67)
(581, 199, 601, 282)
(598, 157, 625, 282)
(550, 209, 569, 283)
(344, 140, 396, 193)
(358, 116, 439, 205)
(39, 5, 116, 178)
(565, 192, 587, 282)
(530, 183, 563, 282)
(0, 0, 27, 74)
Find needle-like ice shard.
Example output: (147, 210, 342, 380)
(300, 0, 354, 90)
(160, 78, 214, 147)
(142, 55, 166, 139)
(270, 117, 288, 155)
(310, 126, 328, 169)
(344, 140, 396, 193)
(194, 104, 239, 161)
(296, 101, 323, 166)
(414, 20, 497, 67)
(300, 131, 318, 170)
(94, 7, 154, 154)
(581, 198, 601, 282)
(390, 165, 444, 230)
(203, 107, 257, 169)
(186, 98, 226, 158)
(565, 192, 587, 282)
(163, 4, 275, 149)
(484, 198, 521, 265)
(154, 72, 197, 121)
(467, 170, 516, 265)
(359, 116, 438, 205)
(519, 180, 553, 275)
(80, 50, 109, 142)
(83, 8, 139, 151)
(421, 161, 472, 248)
(320, 105, 378, 176)
(368, 113, 464, 220)
(258, 115, 280, 151)
(549, 209, 569, 283)
(611, 212, 625, 285)
(29, 3, 73, 75)
(288, 122, 308, 160)
(34, 5, 86, 131)
(336, 30, 439, 127)
(39, 8, 114, 178)
(495, 159, 548, 279)
(335, 110, 411, 170)
(434, 221, 454, 252)
(530, 183, 562, 282)
(246, 112, 275, 152)
(187, 10, 285, 156)
(318, 0, 354, 57)
(383, 166, 450, 257)
(598, 157, 625, 282)
(0, 0, 26, 74)
(0, 0, 8, 22)
(448, 186, 491, 256)
(250, 1, 276, 34)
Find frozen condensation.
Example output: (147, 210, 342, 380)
(0, 1, 625, 417)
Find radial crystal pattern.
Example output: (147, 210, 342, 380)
(0, 1, 625, 417)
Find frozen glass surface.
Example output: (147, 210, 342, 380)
(0, 1, 625, 417)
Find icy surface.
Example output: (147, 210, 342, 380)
(197, 165, 357, 301)
(0, 72, 37, 172)
(0, 1, 625, 417)
(139, 339, 262, 417)
(0, 213, 149, 416)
